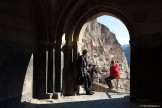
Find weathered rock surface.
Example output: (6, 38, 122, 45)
(81, 19, 130, 92)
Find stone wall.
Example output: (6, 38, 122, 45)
(0, 0, 36, 107)
(0, 42, 34, 108)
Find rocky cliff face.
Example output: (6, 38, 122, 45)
(81, 19, 130, 92)
(81, 19, 130, 78)
(122, 44, 130, 67)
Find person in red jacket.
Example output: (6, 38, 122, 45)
(105, 60, 120, 89)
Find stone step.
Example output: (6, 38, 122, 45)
(92, 83, 119, 93)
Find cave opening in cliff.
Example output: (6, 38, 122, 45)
(78, 15, 130, 94)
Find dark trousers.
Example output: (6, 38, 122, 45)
(90, 74, 94, 83)
(105, 76, 114, 88)
(83, 73, 92, 91)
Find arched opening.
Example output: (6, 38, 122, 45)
(77, 14, 130, 94)
(1, 1, 162, 107)
(61, 2, 138, 100)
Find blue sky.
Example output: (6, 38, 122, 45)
(97, 15, 129, 45)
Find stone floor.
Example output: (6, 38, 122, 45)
(22, 92, 142, 108)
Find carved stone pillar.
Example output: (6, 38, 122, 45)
(130, 38, 162, 102)
(136, 44, 162, 102)
(55, 40, 62, 92)
(47, 45, 54, 93)
(73, 41, 80, 94)
(129, 41, 138, 101)
(62, 42, 76, 96)
(33, 44, 50, 99)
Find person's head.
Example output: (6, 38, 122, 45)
(111, 60, 114, 65)
(82, 49, 88, 56)
(88, 64, 92, 67)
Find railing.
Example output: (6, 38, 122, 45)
(93, 72, 130, 93)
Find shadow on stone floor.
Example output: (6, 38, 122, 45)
(22, 96, 142, 108)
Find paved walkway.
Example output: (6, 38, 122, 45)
(22, 92, 140, 108)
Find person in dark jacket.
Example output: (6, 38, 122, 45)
(105, 60, 120, 89)
(77, 49, 94, 95)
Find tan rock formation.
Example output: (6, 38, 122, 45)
(81, 19, 130, 92)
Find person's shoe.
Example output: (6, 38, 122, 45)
(90, 91, 94, 94)
(86, 91, 93, 95)
(89, 89, 94, 94)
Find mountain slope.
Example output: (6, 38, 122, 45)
(121, 44, 129, 49)
(122, 44, 130, 67)
(81, 19, 130, 76)
(81, 19, 130, 92)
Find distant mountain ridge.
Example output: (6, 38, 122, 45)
(121, 44, 129, 49)
(122, 44, 130, 67)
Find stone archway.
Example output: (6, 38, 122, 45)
(1, 1, 162, 107)
(76, 15, 131, 92)
(60, 2, 139, 96)
(75, 14, 133, 92)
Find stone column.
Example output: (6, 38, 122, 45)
(147, 44, 162, 101)
(130, 33, 162, 102)
(130, 41, 138, 101)
(55, 40, 62, 92)
(136, 43, 162, 102)
(33, 44, 50, 99)
(62, 42, 76, 96)
(73, 41, 79, 94)
(47, 45, 54, 93)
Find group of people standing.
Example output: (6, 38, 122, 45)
(77, 49, 120, 95)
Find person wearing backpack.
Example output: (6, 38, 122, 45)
(77, 49, 94, 95)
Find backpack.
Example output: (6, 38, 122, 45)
(75, 54, 85, 85)
(75, 75, 85, 85)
